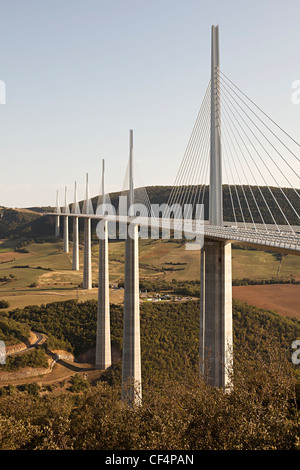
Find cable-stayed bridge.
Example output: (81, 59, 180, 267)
(51, 25, 300, 405)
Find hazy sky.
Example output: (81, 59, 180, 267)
(0, 0, 300, 208)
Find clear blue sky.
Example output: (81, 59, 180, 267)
(0, 0, 299, 207)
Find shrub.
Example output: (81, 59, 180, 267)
(70, 374, 89, 393)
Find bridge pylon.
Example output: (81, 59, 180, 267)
(200, 25, 233, 389)
(55, 190, 61, 238)
(121, 130, 142, 406)
(83, 174, 93, 290)
(72, 182, 80, 271)
(63, 186, 69, 253)
(95, 160, 112, 370)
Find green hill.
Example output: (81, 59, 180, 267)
(92, 184, 300, 225)
(0, 208, 54, 239)
(0, 184, 298, 241)
(0, 297, 299, 450)
(8, 298, 300, 377)
(0, 316, 30, 346)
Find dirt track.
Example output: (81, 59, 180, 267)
(232, 284, 300, 320)
(0, 346, 121, 387)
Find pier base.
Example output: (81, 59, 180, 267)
(83, 218, 92, 290)
(72, 217, 79, 271)
(200, 240, 233, 389)
(55, 215, 60, 238)
(95, 220, 111, 370)
(122, 224, 142, 406)
(63, 216, 69, 253)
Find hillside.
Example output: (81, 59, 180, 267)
(0, 208, 54, 239)
(0, 236, 299, 318)
(94, 184, 300, 225)
(6, 298, 300, 376)
(0, 316, 30, 346)
(0, 298, 299, 450)
(0, 184, 299, 240)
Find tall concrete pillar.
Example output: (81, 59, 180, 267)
(82, 174, 93, 290)
(63, 216, 69, 253)
(199, 247, 206, 378)
(200, 26, 233, 389)
(72, 182, 80, 271)
(55, 215, 60, 238)
(55, 190, 61, 237)
(200, 240, 232, 389)
(209, 24, 222, 227)
(83, 217, 92, 290)
(63, 187, 70, 253)
(122, 223, 142, 406)
(95, 219, 111, 369)
(72, 217, 79, 271)
(121, 130, 142, 406)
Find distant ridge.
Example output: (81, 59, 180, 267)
(0, 184, 299, 240)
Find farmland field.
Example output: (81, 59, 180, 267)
(232, 284, 300, 320)
(0, 237, 299, 319)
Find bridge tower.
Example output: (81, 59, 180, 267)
(63, 186, 69, 253)
(83, 173, 93, 290)
(95, 159, 112, 370)
(122, 129, 142, 406)
(55, 190, 61, 238)
(200, 25, 233, 389)
(72, 181, 80, 271)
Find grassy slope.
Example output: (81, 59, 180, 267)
(0, 237, 299, 312)
(106, 240, 300, 283)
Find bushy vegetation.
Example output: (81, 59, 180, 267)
(9, 297, 300, 363)
(233, 277, 300, 286)
(0, 344, 298, 450)
(123, 278, 200, 297)
(0, 317, 30, 345)
(0, 276, 14, 285)
(1, 348, 48, 372)
(70, 374, 89, 393)
(0, 208, 54, 239)
(0, 297, 299, 449)
(9, 300, 97, 356)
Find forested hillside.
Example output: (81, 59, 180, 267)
(0, 208, 54, 239)
(0, 184, 298, 240)
(0, 316, 30, 346)
(91, 184, 300, 225)
(8, 298, 300, 380)
(0, 298, 299, 450)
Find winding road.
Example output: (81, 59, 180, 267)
(6, 331, 47, 357)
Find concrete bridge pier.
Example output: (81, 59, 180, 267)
(63, 187, 70, 253)
(200, 240, 233, 389)
(72, 216, 79, 271)
(63, 215, 69, 253)
(55, 215, 60, 238)
(55, 190, 61, 237)
(95, 219, 111, 370)
(122, 223, 142, 406)
(83, 217, 92, 290)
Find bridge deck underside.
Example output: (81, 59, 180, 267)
(51, 213, 300, 255)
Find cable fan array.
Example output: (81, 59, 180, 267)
(166, 70, 300, 234)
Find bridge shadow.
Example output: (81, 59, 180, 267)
(56, 358, 94, 373)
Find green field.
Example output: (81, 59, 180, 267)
(0, 237, 299, 312)
(106, 239, 300, 283)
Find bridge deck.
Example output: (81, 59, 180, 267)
(49, 212, 300, 255)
